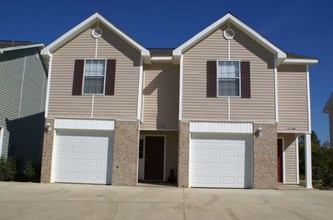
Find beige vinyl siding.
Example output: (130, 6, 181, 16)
(182, 23, 275, 122)
(140, 131, 178, 179)
(141, 63, 179, 130)
(280, 133, 298, 184)
(48, 23, 141, 120)
(277, 65, 308, 133)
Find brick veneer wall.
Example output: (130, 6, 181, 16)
(178, 121, 190, 187)
(253, 123, 278, 189)
(111, 120, 139, 186)
(40, 119, 54, 183)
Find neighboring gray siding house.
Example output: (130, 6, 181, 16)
(40, 13, 317, 189)
(323, 93, 333, 147)
(0, 41, 47, 172)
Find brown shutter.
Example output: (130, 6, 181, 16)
(207, 61, 217, 97)
(105, 59, 116, 96)
(241, 61, 251, 98)
(72, 60, 84, 95)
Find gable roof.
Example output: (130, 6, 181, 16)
(0, 40, 44, 53)
(172, 13, 318, 65)
(41, 13, 150, 60)
(324, 92, 333, 113)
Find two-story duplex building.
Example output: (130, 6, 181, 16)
(40, 13, 317, 189)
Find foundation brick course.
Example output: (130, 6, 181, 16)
(111, 120, 139, 186)
(40, 119, 54, 183)
(178, 121, 190, 187)
(253, 123, 278, 189)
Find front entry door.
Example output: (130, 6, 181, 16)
(144, 136, 164, 181)
(277, 139, 283, 183)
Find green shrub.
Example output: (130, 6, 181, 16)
(23, 160, 35, 181)
(0, 156, 17, 181)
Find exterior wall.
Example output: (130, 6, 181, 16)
(140, 130, 178, 180)
(141, 63, 179, 130)
(253, 123, 277, 189)
(0, 48, 46, 167)
(277, 65, 309, 133)
(48, 22, 141, 120)
(279, 133, 298, 184)
(178, 121, 190, 187)
(112, 120, 139, 186)
(40, 119, 54, 183)
(182, 23, 275, 122)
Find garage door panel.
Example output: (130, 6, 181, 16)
(53, 130, 113, 184)
(190, 133, 252, 188)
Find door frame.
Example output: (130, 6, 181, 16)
(140, 135, 166, 181)
(277, 137, 285, 183)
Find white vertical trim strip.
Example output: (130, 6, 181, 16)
(282, 138, 286, 184)
(137, 57, 143, 120)
(306, 65, 312, 133)
(296, 136, 299, 184)
(18, 50, 28, 118)
(228, 97, 231, 121)
(274, 54, 279, 122)
(0, 127, 3, 156)
(91, 95, 95, 118)
(179, 55, 184, 121)
(228, 40, 231, 60)
(45, 54, 53, 118)
(95, 38, 98, 59)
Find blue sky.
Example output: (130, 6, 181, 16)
(2, 0, 332, 143)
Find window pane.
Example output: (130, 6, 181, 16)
(218, 78, 239, 96)
(83, 76, 104, 94)
(218, 61, 239, 78)
(83, 59, 106, 94)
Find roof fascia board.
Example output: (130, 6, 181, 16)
(173, 13, 287, 59)
(282, 58, 318, 65)
(323, 93, 333, 113)
(0, 44, 44, 54)
(41, 13, 150, 57)
(151, 56, 173, 62)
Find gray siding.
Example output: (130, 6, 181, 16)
(0, 48, 47, 166)
(182, 23, 275, 122)
(48, 23, 141, 120)
(141, 63, 179, 130)
(277, 65, 308, 133)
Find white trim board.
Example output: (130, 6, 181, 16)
(54, 119, 115, 130)
(190, 122, 253, 133)
(0, 127, 4, 156)
(0, 44, 44, 54)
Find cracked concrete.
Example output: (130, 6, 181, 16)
(0, 182, 332, 220)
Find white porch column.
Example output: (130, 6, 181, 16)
(305, 133, 312, 188)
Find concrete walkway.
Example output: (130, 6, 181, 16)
(0, 182, 332, 220)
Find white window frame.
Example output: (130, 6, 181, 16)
(216, 60, 241, 97)
(82, 58, 107, 95)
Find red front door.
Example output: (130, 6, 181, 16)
(277, 139, 283, 183)
(144, 136, 164, 181)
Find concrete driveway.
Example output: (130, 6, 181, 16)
(0, 182, 332, 220)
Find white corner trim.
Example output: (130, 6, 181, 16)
(274, 55, 279, 123)
(0, 43, 44, 54)
(0, 127, 4, 156)
(137, 57, 143, 120)
(296, 136, 300, 184)
(151, 56, 173, 61)
(45, 54, 53, 118)
(305, 133, 312, 188)
(306, 65, 312, 133)
(282, 58, 318, 65)
(41, 13, 150, 57)
(173, 13, 286, 59)
(54, 119, 115, 130)
(179, 55, 184, 121)
(190, 122, 253, 133)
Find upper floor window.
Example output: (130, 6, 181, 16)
(217, 61, 240, 97)
(83, 59, 106, 94)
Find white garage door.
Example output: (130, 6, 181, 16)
(190, 133, 252, 188)
(53, 130, 113, 184)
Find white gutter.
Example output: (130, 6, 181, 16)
(282, 58, 318, 65)
(0, 43, 44, 54)
(151, 56, 173, 62)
